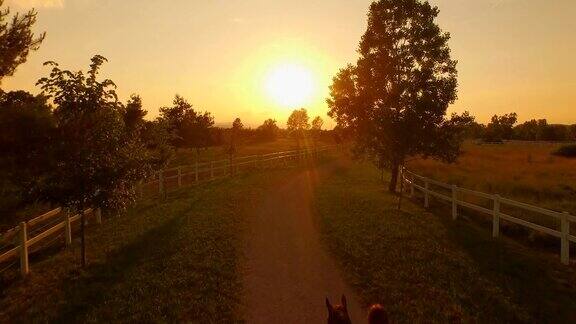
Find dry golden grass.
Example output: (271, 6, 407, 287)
(407, 142, 576, 223)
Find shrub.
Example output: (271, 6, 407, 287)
(553, 144, 576, 158)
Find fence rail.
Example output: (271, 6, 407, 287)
(146, 146, 334, 197)
(401, 167, 575, 265)
(1, 146, 334, 277)
(0, 208, 99, 276)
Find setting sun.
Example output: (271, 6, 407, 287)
(264, 63, 316, 109)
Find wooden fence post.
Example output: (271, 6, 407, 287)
(561, 212, 570, 265)
(65, 213, 72, 246)
(177, 167, 182, 187)
(195, 162, 199, 182)
(19, 222, 29, 276)
(424, 179, 429, 208)
(493, 195, 501, 238)
(95, 208, 102, 224)
(159, 171, 164, 197)
(451, 185, 458, 220)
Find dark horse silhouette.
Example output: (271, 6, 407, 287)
(326, 295, 389, 324)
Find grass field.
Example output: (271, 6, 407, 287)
(0, 137, 332, 232)
(168, 137, 330, 167)
(314, 156, 576, 322)
(3, 148, 575, 322)
(0, 170, 285, 322)
(407, 141, 576, 216)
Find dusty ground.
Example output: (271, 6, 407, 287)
(242, 164, 365, 323)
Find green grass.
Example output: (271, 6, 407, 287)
(0, 169, 290, 322)
(168, 137, 331, 167)
(314, 157, 576, 322)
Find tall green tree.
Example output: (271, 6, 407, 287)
(327, 0, 472, 192)
(159, 95, 213, 153)
(37, 55, 152, 211)
(0, 0, 45, 82)
(123, 94, 146, 132)
(256, 118, 280, 141)
(184, 110, 214, 157)
(159, 95, 194, 148)
(287, 108, 310, 146)
(310, 116, 324, 144)
(227, 117, 243, 157)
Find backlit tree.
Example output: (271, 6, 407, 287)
(287, 108, 310, 146)
(327, 0, 472, 192)
(0, 0, 45, 82)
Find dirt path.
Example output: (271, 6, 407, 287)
(242, 165, 364, 323)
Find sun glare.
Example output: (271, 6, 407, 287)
(264, 63, 316, 108)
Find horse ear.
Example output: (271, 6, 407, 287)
(341, 295, 348, 309)
(326, 297, 333, 311)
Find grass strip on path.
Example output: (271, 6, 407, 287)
(314, 157, 576, 323)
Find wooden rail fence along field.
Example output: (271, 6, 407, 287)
(145, 146, 333, 197)
(401, 167, 576, 265)
(0, 208, 99, 277)
(1, 146, 333, 277)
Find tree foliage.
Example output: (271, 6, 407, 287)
(483, 113, 517, 142)
(0, 90, 55, 210)
(310, 116, 324, 144)
(226, 117, 244, 156)
(256, 118, 280, 141)
(327, 0, 472, 191)
(287, 108, 310, 139)
(36, 56, 155, 211)
(159, 95, 214, 153)
(512, 118, 572, 142)
(0, 0, 45, 82)
(123, 94, 146, 133)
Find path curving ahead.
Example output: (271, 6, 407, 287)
(242, 166, 364, 323)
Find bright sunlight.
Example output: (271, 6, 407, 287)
(264, 63, 316, 108)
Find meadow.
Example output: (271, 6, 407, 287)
(1, 147, 575, 322)
(167, 137, 328, 167)
(406, 141, 576, 236)
(315, 155, 576, 322)
(406, 141, 576, 215)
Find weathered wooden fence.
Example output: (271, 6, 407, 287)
(401, 167, 575, 265)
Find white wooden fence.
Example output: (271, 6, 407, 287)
(401, 167, 575, 265)
(147, 146, 333, 197)
(0, 208, 100, 276)
(1, 146, 333, 276)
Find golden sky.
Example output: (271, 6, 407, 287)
(3, 0, 575, 127)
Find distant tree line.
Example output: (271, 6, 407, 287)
(463, 112, 576, 143)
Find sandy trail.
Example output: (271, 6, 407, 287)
(242, 165, 364, 323)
